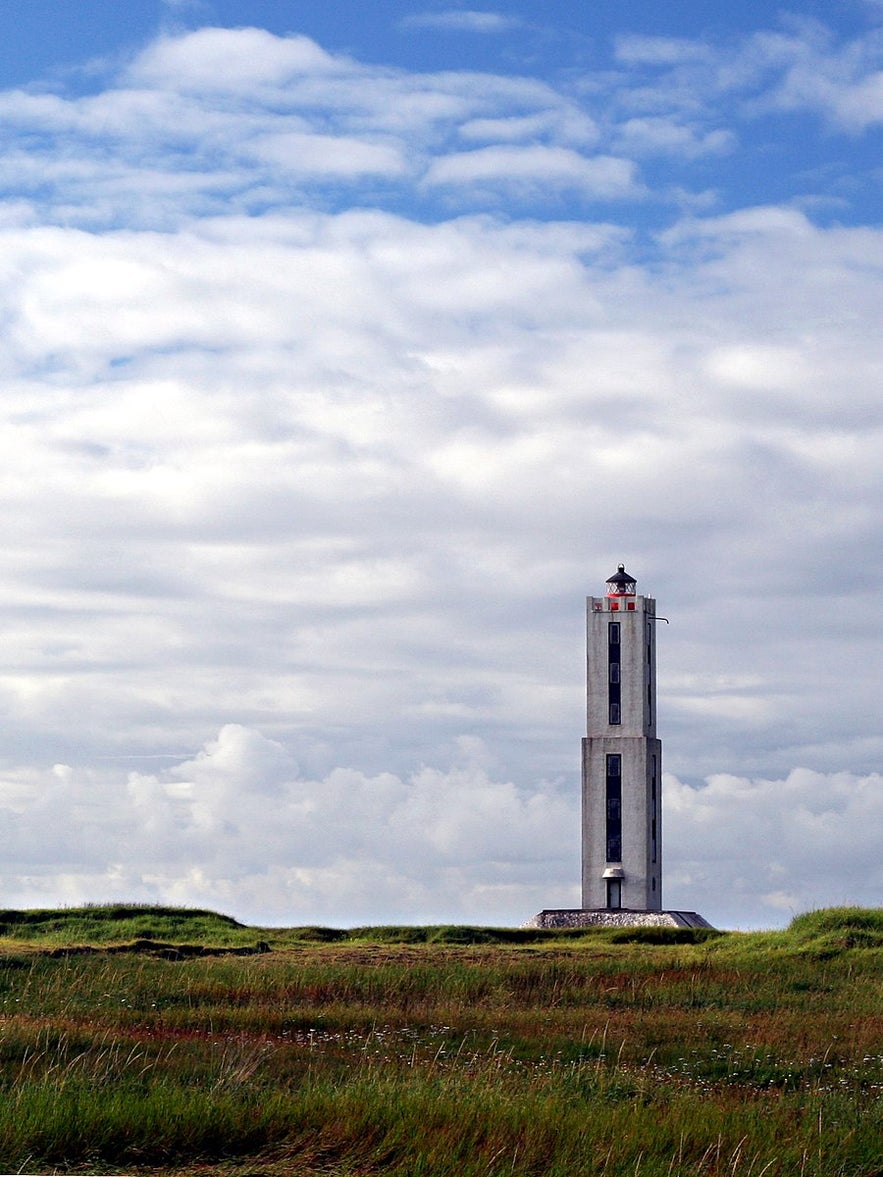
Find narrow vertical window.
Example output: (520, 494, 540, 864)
(651, 755, 658, 864)
(608, 623, 621, 725)
(606, 878, 621, 910)
(605, 754, 622, 862)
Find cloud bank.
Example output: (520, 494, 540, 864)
(2, 726, 879, 929)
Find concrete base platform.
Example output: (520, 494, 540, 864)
(524, 908, 715, 930)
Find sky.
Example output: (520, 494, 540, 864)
(0, 1, 880, 930)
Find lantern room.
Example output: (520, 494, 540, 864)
(605, 564, 637, 610)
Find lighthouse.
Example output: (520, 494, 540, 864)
(525, 564, 712, 929)
(581, 564, 661, 911)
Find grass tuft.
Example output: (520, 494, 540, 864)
(788, 906, 883, 950)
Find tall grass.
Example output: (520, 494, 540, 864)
(0, 906, 878, 1175)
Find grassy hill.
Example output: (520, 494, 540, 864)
(0, 905, 878, 1175)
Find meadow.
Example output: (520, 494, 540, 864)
(0, 905, 879, 1176)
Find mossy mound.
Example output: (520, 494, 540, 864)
(787, 906, 883, 951)
(0, 904, 246, 946)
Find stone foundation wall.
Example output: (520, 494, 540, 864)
(524, 908, 713, 929)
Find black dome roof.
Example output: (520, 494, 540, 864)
(606, 563, 636, 589)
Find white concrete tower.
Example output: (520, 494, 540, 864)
(581, 565, 662, 911)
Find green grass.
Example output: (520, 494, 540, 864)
(0, 905, 878, 1175)
(0, 903, 247, 947)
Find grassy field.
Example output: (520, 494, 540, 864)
(0, 906, 879, 1176)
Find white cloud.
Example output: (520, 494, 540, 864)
(0, 202, 879, 799)
(249, 131, 406, 178)
(614, 35, 716, 67)
(746, 26, 883, 130)
(0, 20, 874, 232)
(458, 110, 599, 147)
(777, 65, 883, 130)
(401, 11, 521, 34)
(701, 343, 808, 391)
(128, 26, 343, 90)
(1, 726, 576, 925)
(424, 145, 640, 197)
(0, 30, 620, 225)
(611, 22, 883, 134)
(613, 117, 735, 158)
(665, 769, 883, 928)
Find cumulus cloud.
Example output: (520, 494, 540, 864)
(0, 726, 576, 925)
(666, 769, 883, 928)
(128, 26, 343, 90)
(2, 726, 877, 928)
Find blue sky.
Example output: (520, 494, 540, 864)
(5, 0, 882, 231)
(0, 1, 880, 928)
